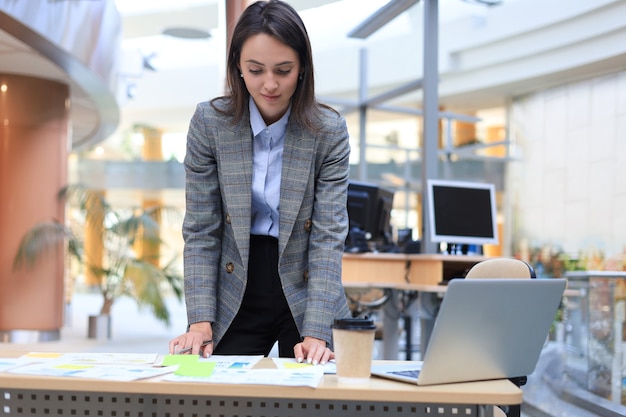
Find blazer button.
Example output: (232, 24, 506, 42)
(225, 214, 232, 224)
(225, 262, 235, 273)
(303, 270, 309, 282)
(304, 219, 312, 232)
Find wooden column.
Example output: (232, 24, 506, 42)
(83, 190, 105, 286)
(138, 126, 163, 266)
(0, 74, 69, 341)
(226, 0, 250, 52)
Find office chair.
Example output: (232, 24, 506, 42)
(464, 257, 536, 417)
(464, 257, 536, 279)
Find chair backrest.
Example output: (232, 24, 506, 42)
(465, 257, 536, 279)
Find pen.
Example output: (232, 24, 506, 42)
(175, 339, 213, 354)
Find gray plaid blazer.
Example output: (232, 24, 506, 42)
(182, 98, 351, 348)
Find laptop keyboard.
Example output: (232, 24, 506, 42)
(390, 369, 420, 379)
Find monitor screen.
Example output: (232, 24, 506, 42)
(346, 181, 394, 251)
(427, 179, 498, 246)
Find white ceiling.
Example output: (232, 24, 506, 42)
(111, 0, 496, 138)
(0, 3, 120, 150)
(6, 0, 621, 156)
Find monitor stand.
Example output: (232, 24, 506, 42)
(345, 228, 369, 253)
(373, 232, 400, 253)
(442, 243, 482, 256)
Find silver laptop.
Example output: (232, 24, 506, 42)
(371, 278, 566, 385)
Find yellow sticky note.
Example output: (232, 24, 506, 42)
(54, 364, 93, 370)
(25, 352, 63, 359)
(283, 362, 313, 369)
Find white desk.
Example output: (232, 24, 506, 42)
(0, 352, 522, 417)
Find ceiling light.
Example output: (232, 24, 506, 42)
(348, 0, 420, 39)
(162, 27, 211, 39)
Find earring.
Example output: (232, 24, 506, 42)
(299, 73, 303, 80)
(240, 73, 243, 78)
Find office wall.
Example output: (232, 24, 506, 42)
(508, 69, 626, 262)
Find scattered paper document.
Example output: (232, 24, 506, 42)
(2, 353, 325, 387)
(7, 362, 177, 381)
(165, 366, 324, 388)
(0, 358, 20, 372)
(161, 355, 324, 387)
(21, 352, 159, 365)
(201, 355, 263, 369)
(272, 358, 336, 374)
(2, 352, 170, 381)
(159, 354, 262, 369)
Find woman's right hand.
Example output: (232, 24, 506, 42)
(168, 321, 214, 358)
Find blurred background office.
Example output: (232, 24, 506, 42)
(79, 0, 626, 271)
(2, 0, 626, 331)
(1, 1, 626, 414)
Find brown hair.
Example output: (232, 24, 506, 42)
(212, 0, 334, 132)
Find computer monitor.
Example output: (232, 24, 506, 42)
(345, 181, 395, 252)
(426, 179, 498, 252)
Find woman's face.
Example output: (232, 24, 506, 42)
(239, 33, 301, 125)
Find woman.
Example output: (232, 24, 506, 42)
(169, 0, 351, 366)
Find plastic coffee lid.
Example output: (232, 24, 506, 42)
(332, 318, 376, 330)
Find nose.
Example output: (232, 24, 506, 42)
(263, 74, 278, 91)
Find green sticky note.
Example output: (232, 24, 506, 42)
(175, 361, 216, 377)
(161, 354, 216, 377)
(161, 354, 200, 367)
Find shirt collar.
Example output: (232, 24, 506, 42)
(249, 96, 290, 138)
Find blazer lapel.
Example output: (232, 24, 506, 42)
(219, 120, 253, 268)
(279, 123, 314, 256)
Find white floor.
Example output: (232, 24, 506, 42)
(0, 292, 189, 355)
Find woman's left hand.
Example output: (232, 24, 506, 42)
(294, 336, 333, 365)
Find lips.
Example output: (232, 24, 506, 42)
(262, 94, 280, 103)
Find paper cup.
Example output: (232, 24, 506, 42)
(332, 318, 376, 385)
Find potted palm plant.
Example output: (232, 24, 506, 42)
(13, 185, 184, 339)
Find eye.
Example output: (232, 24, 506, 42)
(248, 68, 263, 75)
(276, 67, 293, 76)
